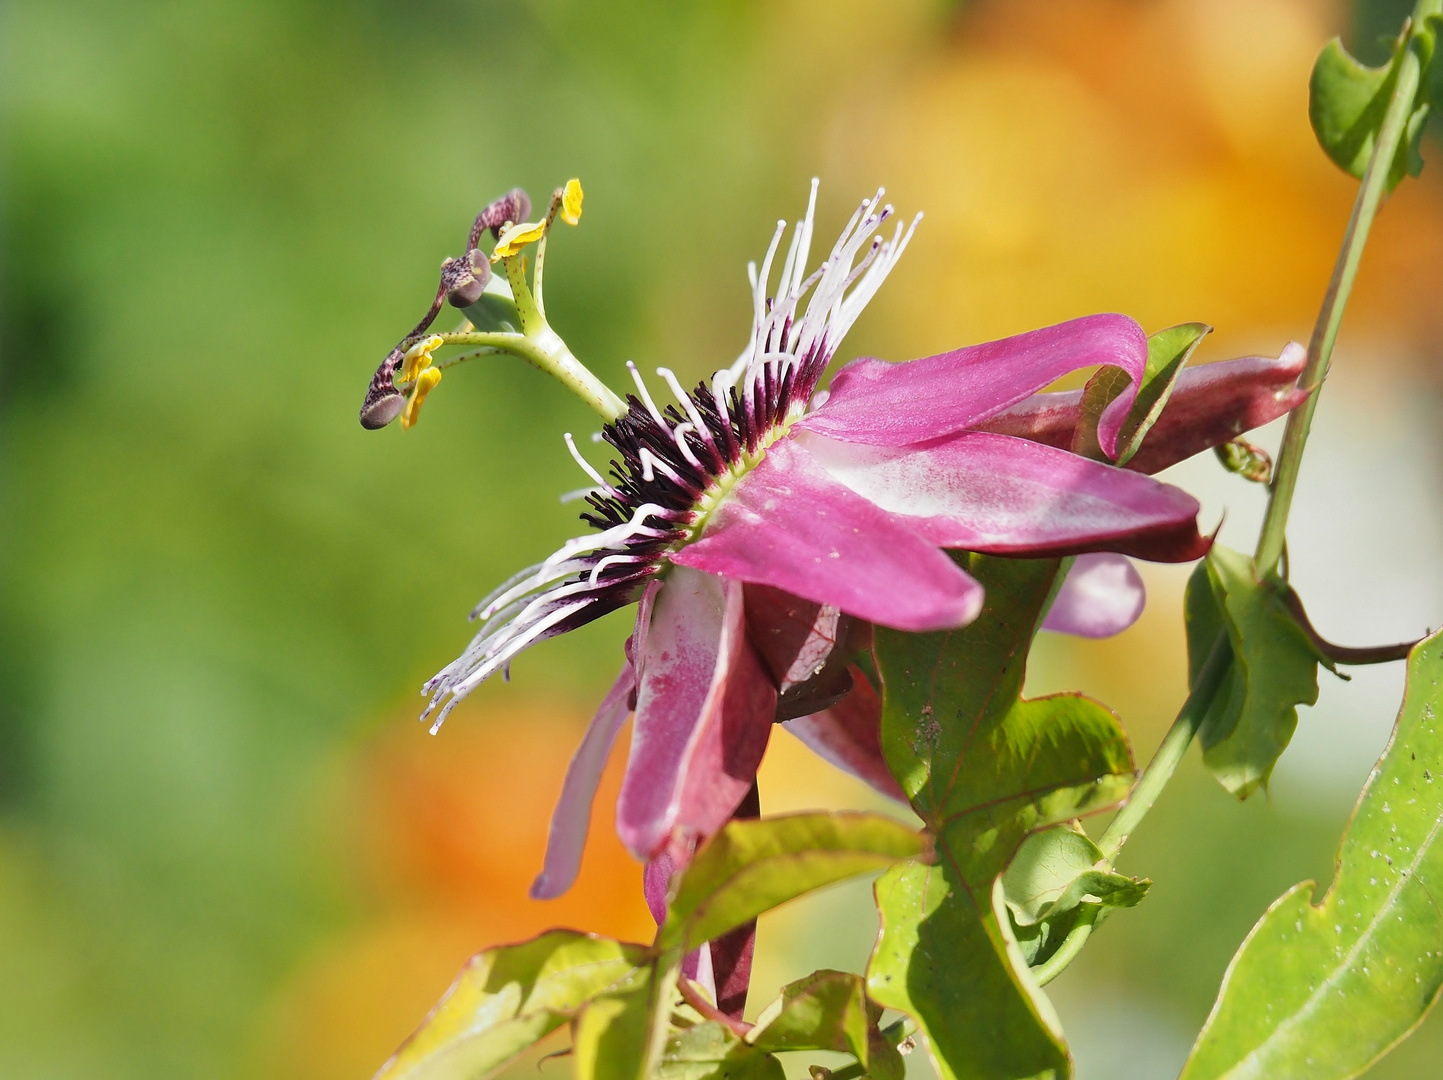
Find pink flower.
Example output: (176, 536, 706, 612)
(398, 184, 1308, 904)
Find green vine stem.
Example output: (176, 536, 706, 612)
(1254, 0, 1440, 572)
(1096, 635, 1233, 860)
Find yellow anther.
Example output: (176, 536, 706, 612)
(561, 178, 584, 225)
(491, 220, 547, 261)
(401, 367, 442, 430)
(399, 335, 443, 385)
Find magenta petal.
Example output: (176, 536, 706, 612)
(799, 430, 1209, 562)
(784, 666, 905, 801)
(976, 343, 1310, 475)
(672, 440, 983, 632)
(800, 314, 1147, 458)
(1125, 342, 1309, 474)
(615, 567, 776, 861)
(1041, 553, 1146, 638)
(530, 659, 636, 899)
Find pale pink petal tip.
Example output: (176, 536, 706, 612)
(530, 660, 636, 900)
(1042, 552, 1146, 639)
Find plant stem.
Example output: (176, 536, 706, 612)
(1097, 635, 1232, 861)
(1253, 3, 1438, 572)
(433, 330, 627, 422)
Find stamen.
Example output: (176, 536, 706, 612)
(657, 366, 721, 468)
(668, 422, 704, 469)
(638, 446, 683, 484)
(564, 432, 614, 491)
(627, 361, 672, 431)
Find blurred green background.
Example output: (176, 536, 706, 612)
(4, 1, 1443, 1077)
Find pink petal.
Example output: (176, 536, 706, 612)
(615, 567, 777, 861)
(799, 314, 1147, 458)
(530, 582, 661, 900)
(1041, 553, 1146, 638)
(784, 666, 905, 801)
(1126, 342, 1309, 474)
(976, 343, 1310, 475)
(709, 782, 760, 1020)
(529, 659, 636, 899)
(672, 440, 984, 633)
(798, 430, 1209, 562)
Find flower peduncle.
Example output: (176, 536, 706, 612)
(359, 179, 626, 430)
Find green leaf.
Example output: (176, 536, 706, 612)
(749, 970, 904, 1080)
(1069, 322, 1211, 464)
(1002, 825, 1149, 926)
(652, 1022, 785, 1080)
(574, 986, 657, 1080)
(376, 930, 649, 1080)
(1185, 545, 1331, 799)
(868, 555, 1138, 1080)
(1309, 17, 1441, 192)
(1181, 630, 1443, 1080)
(657, 811, 925, 954)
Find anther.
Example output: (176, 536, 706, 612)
(359, 346, 407, 429)
(443, 249, 492, 308)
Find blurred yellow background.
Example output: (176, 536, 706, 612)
(3, 1, 1441, 1078)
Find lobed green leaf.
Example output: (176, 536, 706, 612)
(748, 969, 903, 1079)
(1308, 17, 1442, 192)
(1002, 825, 1149, 926)
(653, 1022, 784, 1080)
(1181, 630, 1443, 1080)
(868, 555, 1137, 1080)
(657, 811, 925, 954)
(1185, 546, 1331, 798)
(375, 930, 649, 1080)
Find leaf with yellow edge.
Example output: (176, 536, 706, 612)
(374, 929, 647, 1080)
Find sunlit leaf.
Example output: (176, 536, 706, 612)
(1181, 630, 1443, 1080)
(868, 555, 1137, 1080)
(1002, 824, 1149, 926)
(654, 1022, 784, 1080)
(1069, 322, 1211, 464)
(657, 811, 925, 954)
(748, 970, 903, 1080)
(376, 930, 649, 1080)
(1186, 546, 1332, 799)
(573, 985, 656, 1080)
(1308, 18, 1441, 192)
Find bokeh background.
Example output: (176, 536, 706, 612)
(4, 0, 1443, 1077)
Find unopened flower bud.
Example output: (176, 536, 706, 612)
(443, 249, 492, 308)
